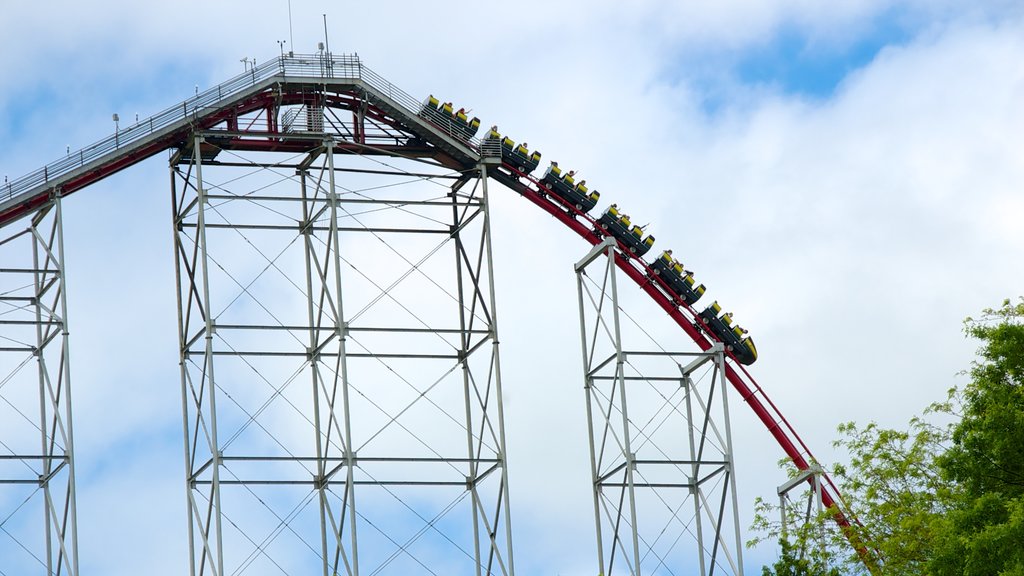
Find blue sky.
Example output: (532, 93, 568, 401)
(2, 2, 1024, 575)
(735, 17, 912, 96)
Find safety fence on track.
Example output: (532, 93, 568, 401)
(2, 53, 484, 207)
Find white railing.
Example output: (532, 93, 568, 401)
(479, 137, 503, 160)
(2, 53, 481, 206)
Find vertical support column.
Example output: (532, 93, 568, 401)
(608, 247, 643, 575)
(447, 162, 516, 576)
(575, 239, 642, 575)
(456, 175, 483, 576)
(322, 138, 360, 576)
(776, 464, 825, 563)
(683, 372, 707, 576)
(476, 164, 516, 576)
(299, 166, 332, 576)
(0, 197, 79, 576)
(172, 134, 226, 576)
(718, 352, 745, 576)
(294, 140, 364, 576)
(574, 239, 744, 575)
(170, 165, 198, 576)
(815, 474, 824, 559)
(298, 143, 362, 576)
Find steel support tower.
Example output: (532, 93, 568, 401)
(574, 239, 744, 575)
(171, 123, 513, 575)
(777, 465, 827, 559)
(0, 197, 79, 576)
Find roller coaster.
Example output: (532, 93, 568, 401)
(0, 52, 868, 575)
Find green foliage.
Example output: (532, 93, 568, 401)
(748, 491, 852, 575)
(749, 404, 955, 574)
(940, 297, 1024, 498)
(830, 410, 953, 575)
(760, 539, 843, 576)
(751, 298, 1024, 575)
(930, 494, 1024, 576)
(929, 297, 1024, 575)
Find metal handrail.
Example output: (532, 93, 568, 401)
(479, 137, 502, 160)
(2, 53, 479, 206)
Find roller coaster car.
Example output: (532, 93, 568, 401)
(483, 131, 541, 174)
(698, 302, 758, 365)
(418, 96, 479, 140)
(452, 110, 481, 140)
(419, 95, 441, 116)
(650, 251, 706, 305)
(597, 206, 655, 256)
(508, 143, 542, 174)
(540, 164, 600, 212)
(506, 141, 542, 174)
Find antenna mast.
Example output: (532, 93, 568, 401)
(287, 0, 294, 53)
(323, 14, 330, 55)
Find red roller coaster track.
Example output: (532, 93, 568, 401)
(0, 53, 873, 570)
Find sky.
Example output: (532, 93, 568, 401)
(1, 1, 1023, 574)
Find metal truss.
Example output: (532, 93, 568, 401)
(171, 130, 513, 576)
(574, 239, 744, 576)
(777, 465, 826, 557)
(0, 197, 79, 576)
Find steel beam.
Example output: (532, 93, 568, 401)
(171, 127, 514, 575)
(777, 464, 825, 557)
(574, 242, 744, 575)
(0, 197, 79, 576)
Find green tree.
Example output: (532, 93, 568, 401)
(749, 490, 847, 576)
(929, 298, 1024, 575)
(828, 408, 953, 575)
(750, 408, 952, 575)
(759, 538, 843, 576)
(752, 298, 1024, 575)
